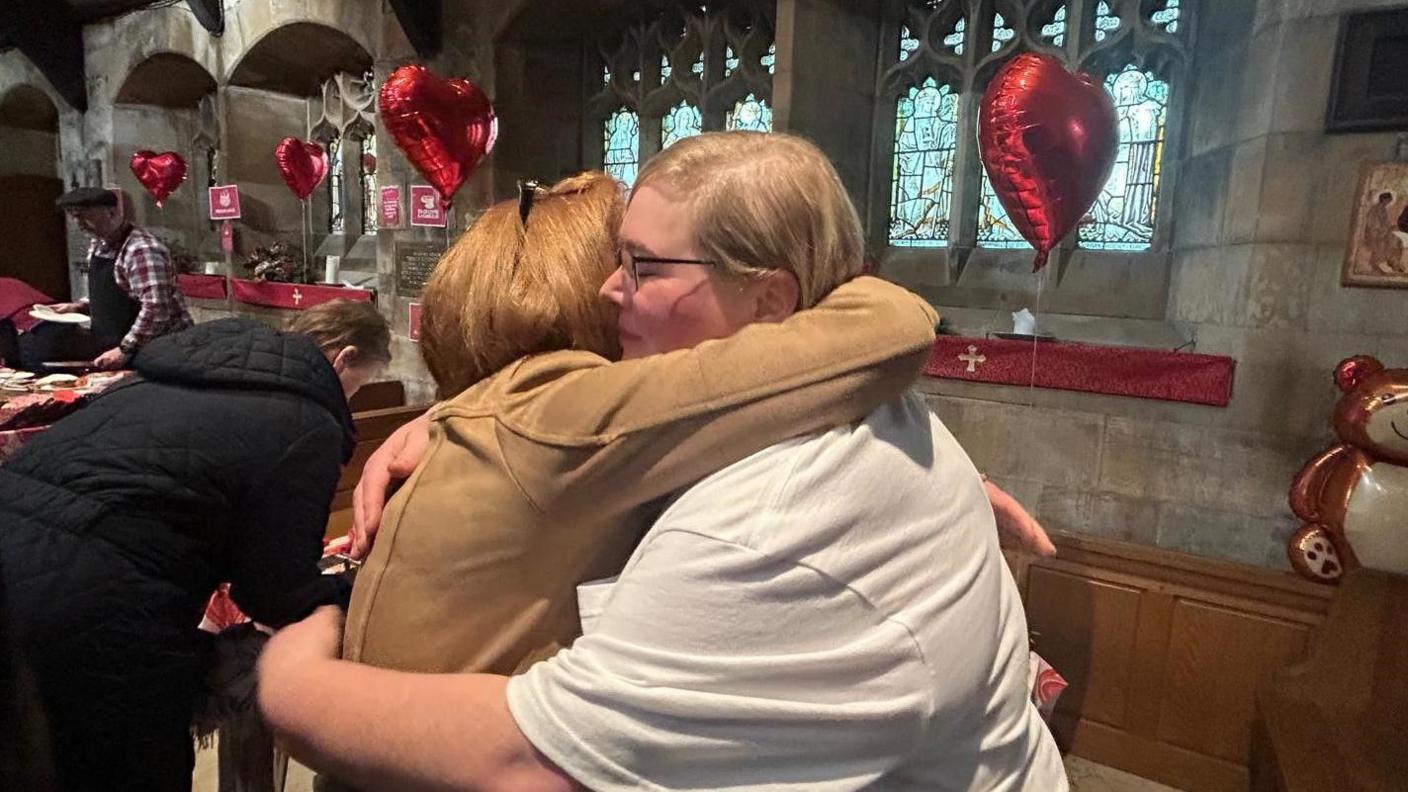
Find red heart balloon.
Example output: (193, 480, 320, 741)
(274, 138, 328, 202)
(979, 53, 1118, 271)
(129, 150, 187, 208)
(379, 65, 497, 205)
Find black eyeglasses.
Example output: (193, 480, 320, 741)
(618, 248, 715, 292)
(518, 179, 543, 225)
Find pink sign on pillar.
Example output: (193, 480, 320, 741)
(380, 185, 403, 229)
(408, 302, 422, 342)
(209, 185, 242, 220)
(409, 185, 446, 228)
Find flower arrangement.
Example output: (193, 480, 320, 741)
(241, 242, 306, 283)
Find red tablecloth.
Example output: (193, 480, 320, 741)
(230, 279, 374, 310)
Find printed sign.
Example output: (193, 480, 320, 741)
(208, 185, 242, 220)
(409, 302, 422, 342)
(409, 185, 446, 228)
(380, 185, 403, 229)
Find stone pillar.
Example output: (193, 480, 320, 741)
(773, 0, 883, 207)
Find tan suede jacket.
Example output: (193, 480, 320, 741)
(341, 276, 938, 675)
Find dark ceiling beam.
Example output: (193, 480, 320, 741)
(186, 0, 223, 35)
(389, 0, 442, 58)
(0, 0, 86, 111)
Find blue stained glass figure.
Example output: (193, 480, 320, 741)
(725, 46, 739, 77)
(603, 108, 640, 186)
(661, 54, 672, 85)
(889, 77, 959, 247)
(1150, 0, 1179, 33)
(977, 169, 1030, 248)
(1079, 66, 1169, 250)
(763, 42, 776, 74)
(943, 18, 965, 55)
(1095, 1, 1120, 41)
(900, 25, 919, 62)
(991, 12, 1015, 52)
(327, 136, 344, 235)
(662, 101, 702, 148)
(1041, 5, 1067, 47)
(726, 93, 772, 132)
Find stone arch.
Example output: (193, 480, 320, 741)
(227, 22, 375, 97)
(114, 52, 218, 108)
(87, 4, 221, 108)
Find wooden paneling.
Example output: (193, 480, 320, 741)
(325, 403, 426, 540)
(1008, 532, 1335, 792)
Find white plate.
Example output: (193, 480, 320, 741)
(28, 305, 91, 326)
(34, 374, 79, 387)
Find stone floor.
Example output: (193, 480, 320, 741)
(193, 742, 1186, 791)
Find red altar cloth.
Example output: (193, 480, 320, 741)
(176, 273, 228, 300)
(923, 336, 1236, 406)
(230, 279, 374, 310)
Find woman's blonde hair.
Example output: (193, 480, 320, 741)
(286, 299, 391, 365)
(420, 171, 623, 398)
(633, 131, 864, 309)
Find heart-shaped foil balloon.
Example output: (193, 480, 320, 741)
(274, 138, 329, 202)
(379, 65, 498, 205)
(129, 150, 188, 208)
(978, 53, 1119, 271)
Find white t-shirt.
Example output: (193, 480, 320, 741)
(507, 392, 1067, 791)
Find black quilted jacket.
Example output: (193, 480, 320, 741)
(0, 319, 354, 769)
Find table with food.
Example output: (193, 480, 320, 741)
(0, 366, 132, 462)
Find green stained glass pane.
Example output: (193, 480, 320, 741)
(763, 42, 776, 73)
(603, 108, 640, 186)
(726, 93, 772, 132)
(943, 18, 965, 55)
(725, 46, 739, 76)
(900, 25, 920, 62)
(1150, 0, 1179, 33)
(1041, 5, 1067, 47)
(662, 101, 702, 148)
(1079, 66, 1168, 250)
(977, 169, 1030, 248)
(992, 13, 1015, 52)
(889, 77, 959, 247)
(1095, 1, 1120, 41)
(327, 136, 344, 235)
(661, 54, 672, 85)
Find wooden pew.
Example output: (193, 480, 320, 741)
(1251, 568, 1408, 791)
(325, 403, 427, 541)
(347, 379, 407, 413)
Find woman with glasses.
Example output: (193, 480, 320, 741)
(260, 133, 1063, 791)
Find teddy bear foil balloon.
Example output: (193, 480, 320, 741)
(1287, 356, 1408, 583)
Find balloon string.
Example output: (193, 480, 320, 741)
(302, 200, 311, 285)
(1028, 264, 1046, 408)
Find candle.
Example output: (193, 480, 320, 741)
(324, 255, 341, 284)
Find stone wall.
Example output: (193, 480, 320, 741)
(917, 0, 1408, 570)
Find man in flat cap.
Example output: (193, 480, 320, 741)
(48, 187, 192, 369)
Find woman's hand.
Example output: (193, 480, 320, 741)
(984, 479, 1057, 557)
(349, 413, 432, 560)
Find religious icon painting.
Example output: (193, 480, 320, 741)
(1342, 161, 1408, 289)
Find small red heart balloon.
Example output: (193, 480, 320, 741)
(274, 138, 329, 202)
(129, 150, 187, 208)
(979, 53, 1119, 271)
(379, 65, 497, 205)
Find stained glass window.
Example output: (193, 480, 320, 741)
(1079, 66, 1168, 250)
(1095, 1, 1120, 41)
(1150, 0, 1179, 33)
(942, 18, 965, 55)
(360, 131, 377, 235)
(603, 108, 640, 185)
(1041, 5, 1067, 47)
(662, 100, 702, 147)
(991, 13, 1015, 52)
(691, 55, 704, 76)
(977, 169, 1029, 248)
(725, 46, 739, 77)
(327, 136, 344, 235)
(661, 54, 672, 84)
(900, 25, 919, 61)
(764, 43, 776, 74)
(889, 77, 959, 246)
(603, 66, 611, 86)
(726, 93, 772, 132)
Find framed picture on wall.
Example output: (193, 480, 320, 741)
(1326, 9, 1408, 133)
(1342, 161, 1408, 289)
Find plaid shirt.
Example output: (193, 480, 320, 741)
(88, 226, 193, 352)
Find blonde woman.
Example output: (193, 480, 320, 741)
(260, 133, 1064, 791)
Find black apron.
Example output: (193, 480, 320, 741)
(88, 227, 142, 352)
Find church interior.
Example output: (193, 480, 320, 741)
(1, 1, 1406, 790)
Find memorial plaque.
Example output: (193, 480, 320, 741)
(395, 242, 445, 296)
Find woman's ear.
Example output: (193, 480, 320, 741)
(752, 269, 801, 323)
(331, 345, 359, 374)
